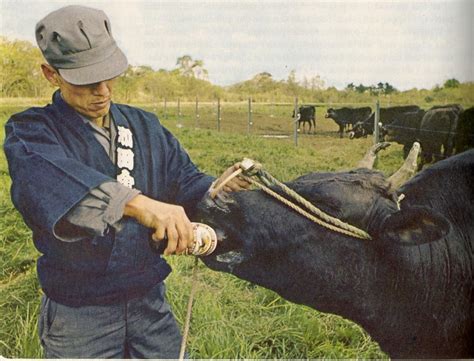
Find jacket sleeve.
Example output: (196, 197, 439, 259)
(54, 181, 141, 242)
(4, 115, 114, 235)
(161, 126, 215, 214)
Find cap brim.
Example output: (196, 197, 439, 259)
(58, 47, 128, 85)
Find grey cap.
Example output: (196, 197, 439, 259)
(35, 5, 128, 85)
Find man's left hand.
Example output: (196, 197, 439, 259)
(213, 162, 252, 194)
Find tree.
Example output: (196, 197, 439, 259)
(346, 82, 355, 91)
(355, 83, 367, 94)
(0, 36, 49, 97)
(286, 69, 298, 95)
(443, 78, 460, 88)
(310, 75, 325, 90)
(383, 82, 396, 94)
(175, 55, 208, 80)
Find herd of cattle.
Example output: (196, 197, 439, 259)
(294, 104, 474, 168)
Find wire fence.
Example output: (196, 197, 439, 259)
(151, 98, 305, 137)
(145, 98, 471, 160)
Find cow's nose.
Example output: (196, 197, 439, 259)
(349, 131, 355, 139)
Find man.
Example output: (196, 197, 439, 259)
(4, 5, 249, 358)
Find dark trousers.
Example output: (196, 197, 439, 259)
(39, 282, 183, 358)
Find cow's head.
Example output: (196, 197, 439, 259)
(325, 108, 335, 118)
(196, 169, 450, 311)
(349, 120, 369, 139)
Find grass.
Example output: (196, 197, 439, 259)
(0, 100, 409, 358)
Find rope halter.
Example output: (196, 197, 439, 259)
(210, 158, 372, 240)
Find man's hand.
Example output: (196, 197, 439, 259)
(213, 162, 252, 193)
(124, 195, 193, 255)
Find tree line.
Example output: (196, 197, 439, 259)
(1, 36, 472, 106)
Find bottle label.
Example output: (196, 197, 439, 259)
(188, 222, 218, 256)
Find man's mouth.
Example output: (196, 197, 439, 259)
(91, 99, 110, 110)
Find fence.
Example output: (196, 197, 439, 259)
(147, 98, 469, 160)
(152, 98, 307, 137)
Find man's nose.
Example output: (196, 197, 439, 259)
(92, 81, 110, 96)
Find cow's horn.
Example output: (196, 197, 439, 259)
(387, 142, 421, 191)
(357, 142, 391, 169)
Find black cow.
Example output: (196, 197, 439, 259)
(418, 105, 463, 168)
(349, 105, 420, 140)
(383, 109, 426, 158)
(196, 151, 474, 359)
(455, 106, 474, 154)
(325, 107, 372, 138)
(292, 105, 316, 134)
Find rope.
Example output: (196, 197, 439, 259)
(241, 175, 371, 240)
(258, 171, 371, 239)
(208, 158, 372, 240)
(178, 257, 199, 361)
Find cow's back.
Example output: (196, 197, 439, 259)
(455, 107, 474, 153)
(419, 108, 460, 154)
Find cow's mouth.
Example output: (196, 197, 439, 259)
(215, 250, 245, 264)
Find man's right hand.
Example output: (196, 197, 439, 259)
(124, 195, 193, 255)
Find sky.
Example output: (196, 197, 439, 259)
(1, 0, 472, 90)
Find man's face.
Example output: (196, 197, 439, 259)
(42, 64, 116, 120)
(57, 75, 116, 120)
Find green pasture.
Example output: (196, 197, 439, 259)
(0, 100, 412, 358)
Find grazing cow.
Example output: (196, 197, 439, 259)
(418, 105, 463, 168)
(325, 107, 372, 138)
(196, 149, 474, 359)
(349, 105, 420, 140)
(292, 105, 316, 134)
(383, 109, 426, 158)
(455, 106, 474, 154)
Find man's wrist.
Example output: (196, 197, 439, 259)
(124, 194, 148, 219)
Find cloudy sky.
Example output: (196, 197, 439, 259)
(1, 0, 472, 90)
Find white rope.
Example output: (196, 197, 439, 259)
(210, 159, 372, 240)
(178, 257, 199, 361)
(241, 175, 371, 240)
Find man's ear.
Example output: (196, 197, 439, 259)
(41, 64, 60, 87)
(378, 206, 450, 246)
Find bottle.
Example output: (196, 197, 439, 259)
(150, 222, 218, 256)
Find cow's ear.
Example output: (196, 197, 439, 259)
(378, 206, 450, 246)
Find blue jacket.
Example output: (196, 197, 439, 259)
(4, 91, 214, 306)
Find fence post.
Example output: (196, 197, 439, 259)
(177, 98, 182, 127)
(293, 97, 299, 146)
(270, 97, 274, 118)
(217, 98, 221, 132)
(195, 96, 199, 128)
(248, 97, 253, 134)
(164, 98, 167, 119)
(374, 100, 380, 144)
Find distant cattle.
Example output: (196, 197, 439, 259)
(383, 109, 426, 158)
(455, 107, 474, 154)
(350, 105, 421, 140)
(418, 105, 463, 168)
(325, 107, 372, 138)
(292, 105, 316, 134)
(197, 149, 474, 359)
